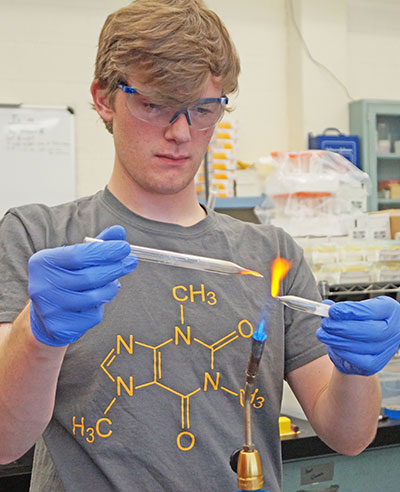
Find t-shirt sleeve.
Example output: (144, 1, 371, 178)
(281, 235, 328, 375)
(0, 210, 35, 322)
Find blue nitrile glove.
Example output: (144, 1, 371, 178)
(316, 296, 400, 376)
(28, 226, 137, 347)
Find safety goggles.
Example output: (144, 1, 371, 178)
(117, 82, 228, 131)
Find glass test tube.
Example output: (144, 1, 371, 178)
(83, 237, 263, 278)
(276, 295, 330, 317)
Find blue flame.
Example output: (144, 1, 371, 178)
(253, 319, 267, 342)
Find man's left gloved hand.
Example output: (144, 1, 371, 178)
(316, 296, 400, 376)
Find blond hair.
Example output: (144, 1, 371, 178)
(94, 0, 240, 133)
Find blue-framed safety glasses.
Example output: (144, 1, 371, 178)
(117, 82, 228, 131)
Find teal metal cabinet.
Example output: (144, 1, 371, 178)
(349, 99, 400, 211)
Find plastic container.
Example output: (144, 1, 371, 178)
(272, 192, 333, 218)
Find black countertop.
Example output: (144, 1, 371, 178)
(281, 414, 400, 461)
(0, 447, 34, 477)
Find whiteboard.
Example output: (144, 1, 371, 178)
(0, 105, 75, 217)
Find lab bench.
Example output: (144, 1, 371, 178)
(2, 418, 400, 491)
(0, 447, 33, 491)
(281, 416, 400, 491)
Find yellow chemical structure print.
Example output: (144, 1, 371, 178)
(72, 283, 264, 449)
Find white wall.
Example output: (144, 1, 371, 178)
(0, 0, 399, 199)
(287, 0, 400, 149)
(208, 0, 288, 162)
(348, 0, 400, 99)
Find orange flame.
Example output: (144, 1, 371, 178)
(240, 269, 264, 278)
(270, 257, 292, 297)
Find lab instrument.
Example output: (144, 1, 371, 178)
(231, 320, 268, 491)
(84, 237, 263, 277)
(276, 295, 330, 317)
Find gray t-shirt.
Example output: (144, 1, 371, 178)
(0, 188, 326, 492)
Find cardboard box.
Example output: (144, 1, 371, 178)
(370, 209, 400, 239)
(389, 183, 400, 199)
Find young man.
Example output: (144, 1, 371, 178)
(0, 1, 399, 491)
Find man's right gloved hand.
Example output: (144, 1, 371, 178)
(28, 226, 137, 347)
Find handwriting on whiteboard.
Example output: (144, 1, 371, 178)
(4, 113, 70, 156)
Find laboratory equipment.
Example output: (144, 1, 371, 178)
(206, 189, 217, 210)
(84, 237, 263, 277)
(231, 321, 268, 492)
(256, 150, 372, 237)
(308, 128, 360, 168)
(276, 295, 330, 317)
